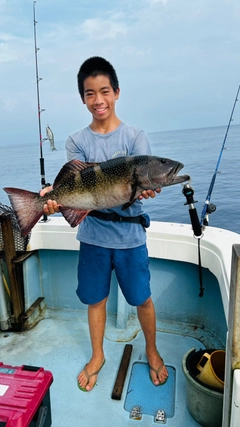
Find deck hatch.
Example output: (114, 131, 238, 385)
(124, 362, 175, 418)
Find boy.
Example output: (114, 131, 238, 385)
(41, 57, 168, 391)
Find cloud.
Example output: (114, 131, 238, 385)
(0, 0, 7, 11)
(120, 45, 151, 57)
(147, 0, 168, 4)
(0, 97, 18, 112)
(81, 16, 127, 41)
(0, 33, 30, 63)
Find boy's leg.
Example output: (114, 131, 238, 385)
(77, 243, 112, 390)
(114, 245, 168, 385)
(78, 297, 107, 391)
(137, 297, 168, 385)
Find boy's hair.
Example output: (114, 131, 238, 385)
(77, 56, 119, 100)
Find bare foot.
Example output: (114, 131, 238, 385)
(77, 355, 105, 391)
(146, 348, 168, 385)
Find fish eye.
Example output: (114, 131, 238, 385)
(160, 159, 167, 164)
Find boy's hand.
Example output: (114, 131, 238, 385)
(40, 186, 60, 215)
(138, 188, 161, 200)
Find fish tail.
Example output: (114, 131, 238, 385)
(3, 187, 43, 236)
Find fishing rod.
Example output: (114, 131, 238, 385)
(201, 84, 240, 226)
(33, 1, 50, 222)
(182, 86, 239, 297)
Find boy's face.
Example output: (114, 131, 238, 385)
(82, 75, 120, 122)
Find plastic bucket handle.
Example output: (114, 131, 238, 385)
(197, 353, 211, 372)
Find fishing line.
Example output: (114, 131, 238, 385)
(33, 1, 50, 222)
(201, 85, 240, 226)
(33, 1, 47, 189)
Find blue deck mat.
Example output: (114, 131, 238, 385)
(124, 362, 176, 417)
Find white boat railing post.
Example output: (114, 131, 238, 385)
(223, 244, 240, 426)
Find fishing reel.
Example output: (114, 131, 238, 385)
(202, 202, 216, 226)
(182, 183, 202, 237)
(206, 203, 216, 214)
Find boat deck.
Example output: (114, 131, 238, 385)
(0, 309, 209, 426)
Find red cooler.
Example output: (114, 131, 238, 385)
(0, 362, 53, 427)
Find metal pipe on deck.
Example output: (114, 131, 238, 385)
(0, 271, 11, 330)
(0, 214, 24, 325)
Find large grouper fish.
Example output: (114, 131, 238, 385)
(4, 155, 190, 236)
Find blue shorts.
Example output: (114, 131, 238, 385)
(76, 242, 151, 306)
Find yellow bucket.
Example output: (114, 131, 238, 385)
(196, 350, 225, 391)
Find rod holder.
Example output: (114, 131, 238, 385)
(182, 184, 202, 238)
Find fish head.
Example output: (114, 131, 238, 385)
(135, 156, 190, 189)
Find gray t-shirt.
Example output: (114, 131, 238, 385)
(65, 122, 152, 249)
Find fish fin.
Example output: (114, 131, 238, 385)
(122, 181, 138, 210)
(59, 207, 91, 227)
(3, 187, 43, 236)
(53, 160, 99, 187)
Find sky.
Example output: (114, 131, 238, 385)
(0, 0, 240, 146)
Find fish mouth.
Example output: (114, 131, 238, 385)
(171, 173, 190, 184)
(166, 163, 190, 185)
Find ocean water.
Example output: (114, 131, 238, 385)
(0, 125, 239, 234)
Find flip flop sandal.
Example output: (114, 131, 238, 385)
(78, 359, 105, 392)
(149, 356, 168, 386)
